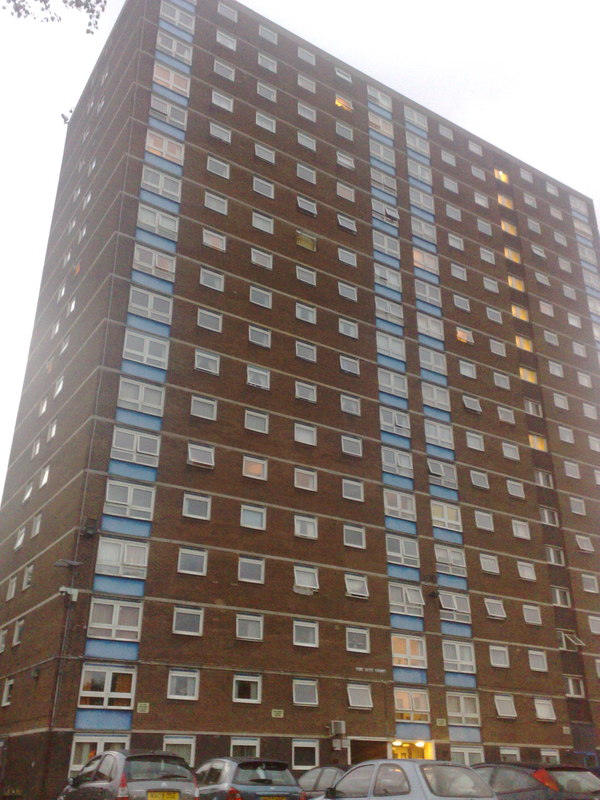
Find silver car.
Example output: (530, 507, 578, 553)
(59, 750, 197, 800)
(324, 759, 496, 800)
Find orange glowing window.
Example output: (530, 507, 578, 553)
(498, 194, 514, 209)
(501, 220, 518, 235)
(494, 168, 509, 183)
(335, 95, 353, 112)
(507, 275, 524, 291)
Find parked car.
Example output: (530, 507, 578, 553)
(58, 749, 197, 799)
(324, 759, 495, 800)
(472, 763, 600, 800)
(196, 758, 306, 800)
(299, 766, 347, 798)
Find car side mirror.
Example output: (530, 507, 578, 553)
(325, 789, 338, 799)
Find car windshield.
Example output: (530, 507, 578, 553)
(421, 766, 495, 798)
(550, 771, 600, 793)
(125, 756, 193, 781)
(235, 762, 297, 786)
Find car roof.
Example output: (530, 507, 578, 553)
(104, 750, 189, 759)
(347, 760, 455, 767)
(473, 763, 594, 772)
(198, 758, 292, 767)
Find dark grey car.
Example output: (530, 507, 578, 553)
(473, 763, 600, 800)
(299, 767, 347, 799)
(58, 750, 197, 800)
(196, 758, 304, 800)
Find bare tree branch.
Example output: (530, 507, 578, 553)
(2, 0, 107, 32)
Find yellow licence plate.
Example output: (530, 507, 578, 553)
(147, 793, 179, 800)
(262, 796, 286, 800)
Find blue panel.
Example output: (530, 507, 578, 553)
(433, 528, 463, 545)
(581, 259, 597, 272)
(405, 121, 427, 136)
(371, 187, 398, 205)
(373, 218, 399, 237)
(383, 473, 414, 491)
(93, 575, 145, 597)
(576, 234, 594, 248)
(414, 266, 439, 284)
(376, 319, 404, 337)
(410, 206, 435, 223)
(385, 517, 417, 535)
(85, 639, 139, 661)
(445, 673, 477, 688)
(116, 408, 162, 432)
(377, 354, 406, 372)
(391, 614, 423, 632)
(373, 251, 401, 268)
(380, 432, 410, 449)
(441, 622, 472, 638)
(101, 516, 152, 538)
(416, 300, 442, 318)
(375, 285, 403, 301)
(585, 287, 600, 300)
(367, 101, 392, 120)
(369, 130, 394, 147)
(408, 177, 432, 193)
(369, 157, 396, 176)
(157, 19, 193, 43)
(388, 565, 420, 582)
(407, 149, 430, 165)
(422, 406, 451, 423)
(164, 0, 195, 14)
(131, 270, 174, 294)
(378, 392, 408, 410)
(395, 722, 431, 739)
(420, 369, 447, 387)
(108, 460, 157, 483)
(449, 727, 482, 743)
(591, 312, 600, 324)
(75, 709, 132, 731)
(418, 334, 444, 351)
(148, 117, 186, 140)
(136, 229, 177, 253)
(393, 667, 427, 685)
(139, 188, 180, 215)
(143, 152, 183, 177)
(126, 313, 171, 339)
(438, 574, 468, 591)
(412, 236, 437, 254)
(571, 209, 589, 223)
(121, 360, 167, 384)
(430, 485, 459, 502)
(425, 444, 455, 460)
(155, 50, 192, 74)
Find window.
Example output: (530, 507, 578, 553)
(182, 493, 211, 520)
(466, 431, 484, 451)
(195, 349, 220, 375)
(296, 341, 317, 362)
(256, 111, 276, 133)
(292, 740, 318, 770)
(340, 355, 360, 375)
(236, 614, 263, 642)
(447, 693, 480, 726)
(104, 480, 154, 520)
(395, 688, 430, 722)
(435, 545, 467, 577)
(293, 679, 318, 706)
(247, 365, 270, 389)
(177, 547, 207, 576)
(233, 674, 261, 704)
(295, 468, 317, 492)
(298, 102, 316, 122)
(242, 455, 267, 481)
(253, 177, 274, 198)
(252, 212, 273, 234)
(14, 527, 25, 550)
(389, 583, 424, 616)
(197, 308, 222, 333)
(240, 504, 266, 531)
(480, 554, 499, 574)
(257, 81, 277, 102)
(238, 557, 265, 585)
(495, 694, 517, 718)
(167, 669, 199, 701)
(565, 676, 585, 698)
(392, 635, 427, 669)
(523, 605, 542, 625)
(0, 679, 12, 707)
(347, 683, 373, 709)
(551, 586, 571, 607)
(293, 620, 318, 647)
(546, 546, 565, 566)
(534, 698, 556, 721)
(345, 574, 369, 598)
(294, 515, 317, 540)
(173, 607, 204, 637)
(344, 524, 365, 549)
(442, 641, 476, 673)
(249, 286, 272, 308)
(439, 591, 471, 624)
(582, 574, 599, 593)
(386, 536, 419, 568)
(79, 665, 135, 708)
(346, 627, 370, 653)
(528, 650, 548, 672)
(152, 63, 191, 97)
(12, 619, 24, 646)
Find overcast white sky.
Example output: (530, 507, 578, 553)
(0, 0, 598, 495)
